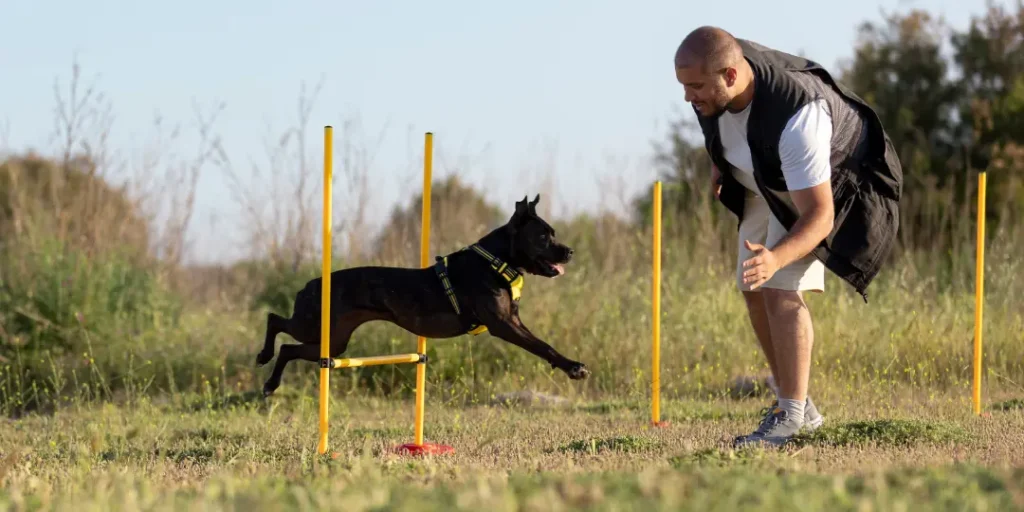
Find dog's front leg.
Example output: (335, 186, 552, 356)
(480, 314, 589, 380)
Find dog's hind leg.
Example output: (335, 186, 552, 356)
(256, 313, 289, 366)
(262, 343, 319, 397)
(261, 308, 391, 396)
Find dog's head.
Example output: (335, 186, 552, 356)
(506, 194, 573, 278)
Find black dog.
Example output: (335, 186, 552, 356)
(256, 194, 589, 396)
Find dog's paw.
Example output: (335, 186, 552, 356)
(255, 350, 274, 366)
(566, 362, 590, 380)
(262, 380, 279, 397)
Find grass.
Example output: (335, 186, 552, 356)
(4, 47, 1024, 509)
(791, 418, 971, 448)
(3, 186, 1024, 510)
(5, 242, 1024, 415)
(4, 187, 1024, 510)
(994, 399, 1024, 412)
(555, 435, 662, 454)
(1, 389, 1023, 510)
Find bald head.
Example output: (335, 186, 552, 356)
(672, 26, 752, 117)
(674, 26, 743, 73)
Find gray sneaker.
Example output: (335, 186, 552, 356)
(733, 400, 780, 446)
(734, 407, 803, 448)
(804, 396, 824, 432)
(734, 397, 823, 446)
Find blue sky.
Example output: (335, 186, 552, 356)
(1, 0, 1003, 264)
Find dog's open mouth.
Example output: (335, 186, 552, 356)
(547, 262, 565, 276)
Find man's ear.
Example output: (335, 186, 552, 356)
(724, 67, 738, 87)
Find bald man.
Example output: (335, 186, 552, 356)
(674, 27, 902, 447)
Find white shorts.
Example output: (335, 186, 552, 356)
(736, 190, 825, 293)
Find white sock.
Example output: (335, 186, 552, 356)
(805, 396, 820, 419)
(778, 398, 805, 424)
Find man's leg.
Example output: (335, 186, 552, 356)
(734, 193, 788, 443)
(736, 192, 778, 392)
(763, 288, 813, 404)
(735, 199, 826, 447)
(740, 290, 823, 440)
(742, 291, 779, 383)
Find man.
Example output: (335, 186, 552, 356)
(673, 27, 902, 447)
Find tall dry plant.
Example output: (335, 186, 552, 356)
(2, 57, 223, 285)
(2, 59, 145, 262)
(216, 78, 381, 272)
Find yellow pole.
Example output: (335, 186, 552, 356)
(973, 171, 986, 415)
(317, 125, 333, 455)
(413, 132, 433, 446)
(333, 353, 422, 368)
(652, 181, 662, 426)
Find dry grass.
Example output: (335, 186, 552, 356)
(1, 388, 1023, 510)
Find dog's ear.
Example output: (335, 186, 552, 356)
(509, 195, 529, 232)
(529, 194, 540, 214)
(516, 195, 529, 213)
(513, 195, 529, 220)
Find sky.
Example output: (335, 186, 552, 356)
(0, 0, 1007, 265)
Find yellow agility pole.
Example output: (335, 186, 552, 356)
(414, 132, 432, 447)
(396, 132, 453, 456)
(333, 353, 423, 369)
(317, 125, 333, 456)
(314, 129, 451, 457)
(973, 170, 987, 416)
(652, 181, 667, 427)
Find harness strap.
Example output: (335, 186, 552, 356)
(468, 244, 522, 287)
(433, 256, 462, 315)
(433, 243, 524, 335)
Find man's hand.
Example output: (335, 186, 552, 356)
(742, 240, 780, 290)
(712, 165, 722, 199)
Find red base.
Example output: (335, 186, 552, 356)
(652, 420, 670, 428)
(392, 442, 455, 456)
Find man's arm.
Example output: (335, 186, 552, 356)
(769, 99, 835, 268)
(743, 100, 835, 287)
(769, 182, 833, 270)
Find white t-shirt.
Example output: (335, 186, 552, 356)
(717, 98, 833, 194)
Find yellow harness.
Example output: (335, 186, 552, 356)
(433, 244, 524, 336)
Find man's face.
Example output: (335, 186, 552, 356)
(675, 64, 735, 117)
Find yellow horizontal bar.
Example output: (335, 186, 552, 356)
(332, 353, 423, 369)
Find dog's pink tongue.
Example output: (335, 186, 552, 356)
(553, 263, 565, 276)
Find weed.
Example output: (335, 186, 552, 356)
(556, 435, 662, 454)
(791, 419, 971, 447)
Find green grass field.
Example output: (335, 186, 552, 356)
(5, 144, 1024, 510)
(3, 234, 1024, 510)
(2, 387, 1023, 511)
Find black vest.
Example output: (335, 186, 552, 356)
(696, 39, 903, 302)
